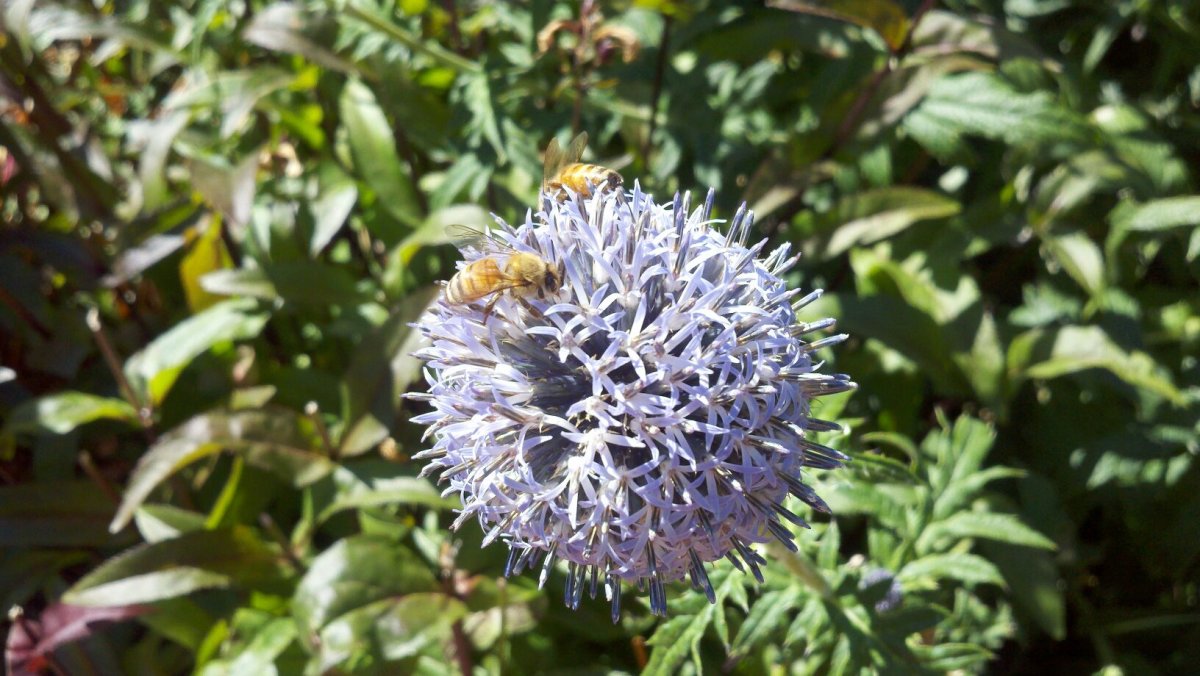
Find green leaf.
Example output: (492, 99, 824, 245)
(982, 542, 1066, 639)
(339, 79, 422, 229)
(898, 553, 1005, 587)
(309, 167, 359, 256)
(731, 587, 804, 655)
(64, 528, 282, 606)
(1043, 231, 1105, 298)
(768, 0, 909, 52)
(179, 216, 234, 313)
(920, 512, 1056, 550)
(645, 569, 742, 674)
(133, 504, 208, 543)
(822, 187, 961, 258)
(338, 287, 439, 456)
(244, 3, 360, 74)
(906, 72, 1090, 149)
(110, 409, 333, 532)
(292, 536, 439, 640)
(317, 593, 466, 671)
(1014, 325, 1185, 405)
(0, 481, 120, 547)
(124, 298, 270, 406)
(1110, 195, 1200, 233)
(317, 476, 458, 524)
(4, 392, 139, 435)
(200, 262, 368, 306)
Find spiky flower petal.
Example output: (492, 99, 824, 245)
(410, 185, 854, 618)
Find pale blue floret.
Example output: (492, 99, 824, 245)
(409, 183, 855, 620)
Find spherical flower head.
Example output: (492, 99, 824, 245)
(409, 185, 855, 620)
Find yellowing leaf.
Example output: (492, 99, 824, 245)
(179, 216, 233, 313)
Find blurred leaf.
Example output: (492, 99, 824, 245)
(317, 476, 457, 524)
(64, 528, 282, 606)
(822, 187, 960, 258)
(1013, 325, 1186, 405)
(179, 217, 234, 313)
(339, 79, 422, 229)
(0, 481, 118, 548)
(124, 298, 270, 406)
(201, 262, 367, 305)
(3, 392, 138, 436)
(1110, 195, 1200, 233)
(645, 570, 743, 674)
(102, 233, 188, 288)
(5, 602, 147, 676)
(244, 3, 360, 74)
(383, 204, 489, 294)
(196, 610, 298, 676)
(983, 542, 1066, 639)
(769, 0, 909, 52)
(898, 553, 1005, 587)
(338, 287, 439, 456)
(291, 536, 451, 670)
(188, 153, 258, 227)
(731, 587, 804, 656)
(906, 72, 1090, 149)
(919, 512, 1056, 551)
(1042, 231, 1104, 298)
(109, 408, 333, 533)
(133, 504, 208, 543)
(310, 167, 359, 256)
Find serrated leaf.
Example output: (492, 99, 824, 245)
(64, 528, 282, 606)
(907, 72, 1089, 148)
(124, 298, 270, 406)
(920, 512, 1055, 550)
(110, 409, 333, 532)
(898, 553, 1004, 587)
(731, 587, 804, 655)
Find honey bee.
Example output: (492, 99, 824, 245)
(544, 131, 623, 200)
(445, 226, 564, 319)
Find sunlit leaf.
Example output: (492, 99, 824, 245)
(339, 79, 423, 229)
(179, 217, 234, 313)
(64, 528, 282, 606)
(123, 298, 270, 405)
(109, 408, 333, 532)
(4, 392, 138, 436)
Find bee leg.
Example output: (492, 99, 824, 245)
(516, 296, 544, 319)
(482, 294, 502, 322)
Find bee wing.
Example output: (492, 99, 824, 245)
(447, 224, 515, 255)
(563, 131, 588, 165)
(543, 131, 589, 183)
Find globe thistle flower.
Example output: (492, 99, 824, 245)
(408, 184, 855, 620)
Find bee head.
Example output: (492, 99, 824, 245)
(544, 262, 564, 295)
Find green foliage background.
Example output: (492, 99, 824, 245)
(2, 0, 1198, 673)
